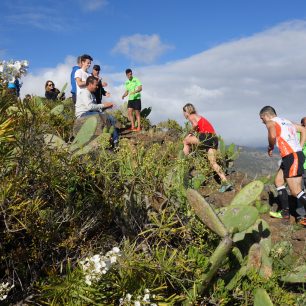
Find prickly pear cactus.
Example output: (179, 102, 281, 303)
(69, 116, 98, 152)
(216, 205, 259, 233)
(280, 265, 306, 283)
(253, 288, 274, 306)
(72, 133, 111, 157)
(43, 133, 67, 150)
(50, 104, 64, 115)
(230, 180, 264, 206)
(186, 189, 229, 238)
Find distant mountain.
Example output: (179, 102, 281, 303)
(233, 146, 280, 178)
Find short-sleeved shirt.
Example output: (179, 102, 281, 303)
(197, 116, 216, 134)
(75, 69, 90, 97)
(125, 77, 142, 101)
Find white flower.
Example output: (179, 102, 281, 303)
(0, 65, 3, 73)
(13, 61, 21, 71)
(143, 293, 150, 302)
(85, 275, 92, 286)
(144, 288, 150, 293)
(101, 260, 106, 267)
(126, 293, 132, 301)
(134, 301, 141, 306)
(92, 254, 100, 263)
(110, 256, 117, 264)
(112, 247, 120, 253)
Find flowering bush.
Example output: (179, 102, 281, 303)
(0, 59, 29, 89)
(0, 282, 14, 301)
(80, 247, 121, 286)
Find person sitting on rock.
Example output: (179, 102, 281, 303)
(182, 103, 232, 192)
(45, 80, 65, 101)
(75, 75, 118, 144)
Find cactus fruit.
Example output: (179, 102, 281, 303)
(217, 205, 259, 233)
(230, 180, 264, 206)
(280, 265, 306, 283)
(253, 288, 274, 306)
(43, 133, 67, 150)
(69, 116, 98, 152)
(50, 104, 64, 115)
(186, 189, 229, 238)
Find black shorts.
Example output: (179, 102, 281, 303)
(198, 133, 218, 151)
(280, 151, 305, 178)
(127, 99, 141, 111)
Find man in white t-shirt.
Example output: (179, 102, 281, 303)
(75, 75, 119, 144)
(75, 54, 93, 99)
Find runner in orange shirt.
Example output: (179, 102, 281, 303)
(259, 106, 306, 226)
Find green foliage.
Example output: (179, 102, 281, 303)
(0, 90, 304, 305)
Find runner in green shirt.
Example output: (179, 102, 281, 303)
(121, 68, 142, 131)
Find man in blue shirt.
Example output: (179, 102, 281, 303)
(70, 56, 81, 104)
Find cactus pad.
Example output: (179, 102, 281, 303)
(217, 205, 259, 233)
(69, 116, 98, 152)
(281, 265, 306, 283)
(43, 134, 67, 149)
(230, 180, 264, 206)
(253, 288, 273, 306)
(50, 104, 64, 115)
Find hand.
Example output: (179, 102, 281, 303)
(105, 92, 111, 97)
(267, 145, 274, 157)
(102, 81, 108, 87)
(103, 102, 113, 109)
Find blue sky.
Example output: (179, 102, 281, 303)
(1, 0, 306, 146)
(2, 0, 306, 72)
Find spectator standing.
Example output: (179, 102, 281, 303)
(75, 54, 93, 103)
(91, 65, 110, 104)
(121, 68, 142, 131)
(70, 56, 81, 104)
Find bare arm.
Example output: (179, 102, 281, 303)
(266, 120, 276, 156)
(75, 77, 86, 88)
(295, 124, 306, 147)
(122, 90, 128, 100)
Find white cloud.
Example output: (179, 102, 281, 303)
(112, 34, 174, 64)
(21, 21, 306, 147)
(79, 0, 108, 11)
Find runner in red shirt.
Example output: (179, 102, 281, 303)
(183, 103, 232, 192)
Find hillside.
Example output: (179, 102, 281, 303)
(234, 146, 279, 178)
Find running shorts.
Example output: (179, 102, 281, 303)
(127, 99, 141, 111)
(280, 151, 305, 178)
(198, 133, 218, 151)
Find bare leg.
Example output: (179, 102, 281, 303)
(128, 108, 134, 129)
(183, 134, 199, 155)
(207, 148, 227, 182)
(135, 110, 141, 130)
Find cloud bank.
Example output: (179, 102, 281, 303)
(112, 34, 174, 64)
(21, 21, 306, 146)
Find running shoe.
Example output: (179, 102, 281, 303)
(298, 217, 306, 227)
(269, 210, 290, 219)
(219, 182, 233, 193)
